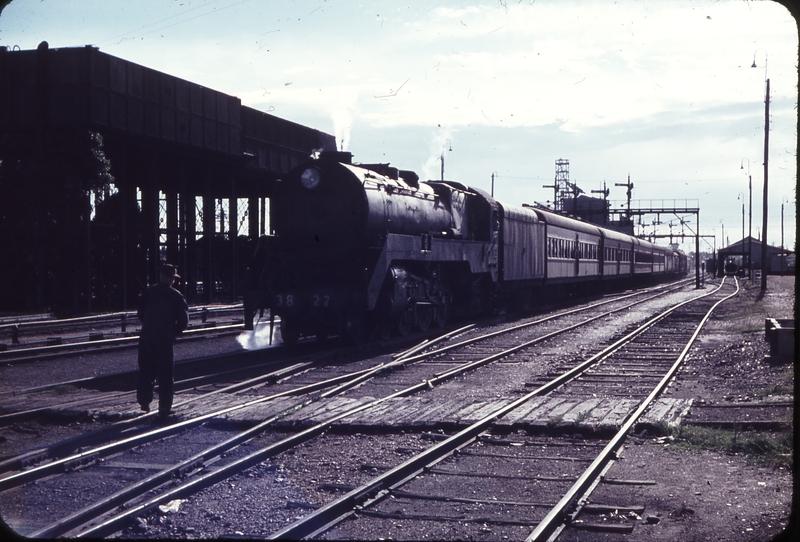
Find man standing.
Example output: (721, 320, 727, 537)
(137, 263, 189, 419)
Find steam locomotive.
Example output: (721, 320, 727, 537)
(244, 151, 687, 344)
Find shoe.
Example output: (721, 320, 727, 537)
(140, 404, 151, 413)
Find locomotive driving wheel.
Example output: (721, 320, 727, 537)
(395, 310, 413, 336)
(416, 305, 433, 332)
(373, 292, 395, 340)
(433, 301, 450, 328)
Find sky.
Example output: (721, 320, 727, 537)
(1, 0, 797, 256)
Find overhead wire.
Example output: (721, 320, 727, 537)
(98, 0, 254, 46)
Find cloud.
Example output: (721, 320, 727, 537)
(2, 0, 794, 250)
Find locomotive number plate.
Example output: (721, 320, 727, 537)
(274, 294, 295, 307)
(274, 293, 331, 309)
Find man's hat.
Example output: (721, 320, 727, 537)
(159, 263, 181, 279)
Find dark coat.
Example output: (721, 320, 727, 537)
(137, 283, 189, 344)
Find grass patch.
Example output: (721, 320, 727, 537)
(29, 384, 77, 396)
(753, 384, 794, 397)
(546, 414, 564, 428)
(720, 290, 769, 334)
(52, 385, 78, 395)
(723, 325, 764, 335)
(667, 424, 793, 468)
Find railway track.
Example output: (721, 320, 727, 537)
(0, 304, 244, 362)
(265, 276, 739, 540)
(0, 281, 689, 426)
(0, 342, 308, 427)
(0, 279, 704, 538)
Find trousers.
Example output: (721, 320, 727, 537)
(137, 340, 175, 416)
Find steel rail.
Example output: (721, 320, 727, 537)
(71, 282, 694, 538)
(0, 334, 295, 400)
(393, 323, 477, 361)
(389, 281, 689, 366)
(0, 349, 315, 426)
(28, 329, 478, 537)
(526, 276, 739, 541)
(0, 303, 243, 333)
(0, 358, 313, 430)
(0, 354, 319, 474)
(266, 280, 727, 540)
(12, 280, 692, 535)
(28, 399, 313, 539)
(0, 323, 244, 361)
(0, 280, 689, 479)
(1, 321, 473, 475)
(0, 357, 382, 491)
(292, 283, 685, 409)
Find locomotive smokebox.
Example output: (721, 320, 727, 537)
(317, 150, 352, 164)
(273, 154, 461, 266)
(273, 155, 368, 263)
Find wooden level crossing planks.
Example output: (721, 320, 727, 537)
(257, 395, 694, 434)
(52, 388, 695, 434)
(637, 397, 694, 429)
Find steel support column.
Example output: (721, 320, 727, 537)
(166, 191, 178, 267)
(248, 197, 259, 242)
(695, 211, 701, 289)
(183, 192, 197, 302)
(203, 173, 215, 304)
(141, 169, 160, 286)
(118, 146, 130, 311)
(230, 178, 238, 302)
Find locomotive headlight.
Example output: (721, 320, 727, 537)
(300, 167, 321, 190)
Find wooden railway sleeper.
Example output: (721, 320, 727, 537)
(17, 450, 49, 469)
(175, 457, 206, 478)
(268, 279, 736, 541)
(29, 281, 700, 538)
(63, 452, 99, 473)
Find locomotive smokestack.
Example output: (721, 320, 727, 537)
(318, 151, 352, 164)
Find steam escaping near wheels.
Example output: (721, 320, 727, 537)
(236, 321, 277, 351)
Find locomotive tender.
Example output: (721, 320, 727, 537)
(244, 151, 687, 344)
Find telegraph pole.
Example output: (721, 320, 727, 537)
(749, 171, 753, 279)
(752, 51, 769, 291)
(760, 77, 770, 291)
